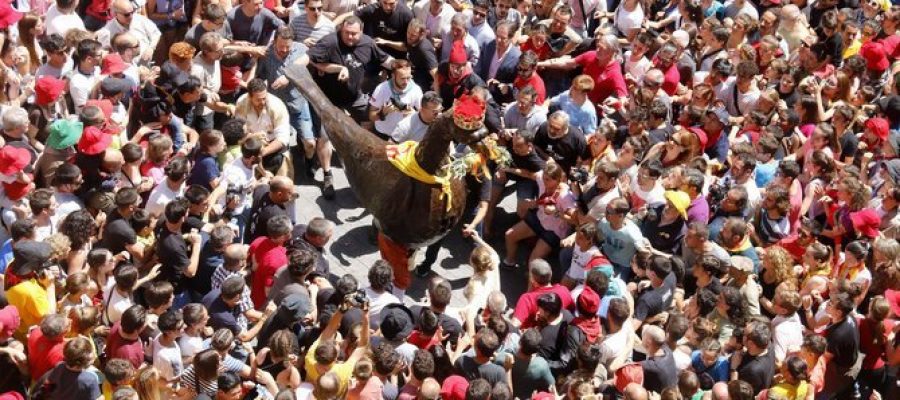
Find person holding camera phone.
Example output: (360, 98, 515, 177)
(368, 59, 423, 140)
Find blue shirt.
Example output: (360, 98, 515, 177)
(755, 160, 778, 188)
(188, 153, 220, 191)
(598, 219, 643, 269)
(549, 90, 598, 135)
(256, 42, 310, 114)
(691, 351, 730, 384)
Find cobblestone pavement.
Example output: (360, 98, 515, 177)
(293, 164, 530, 307)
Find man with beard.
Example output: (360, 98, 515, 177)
(435, 41, 501, 133)
(368, 60, 423, 140)
(335, 0, 413, 60)
(309, 16, 393, 122)
(405, 18, 439, 91)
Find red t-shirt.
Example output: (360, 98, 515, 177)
(880, 34, 900, 60)
(106, 323, 144, 369)
(660, 63, 680, 96)
(857, 316, 896, 370)
(513, 73, 547, 105)
(574, 51, 627, 105)
(775, 237, 806, 263)
(27, 328, 65, 380)
(86, 0, 114, 21)
(513, 285, 575, 329)
(249, 237, 288, 310)
(520, 40, 552, 61)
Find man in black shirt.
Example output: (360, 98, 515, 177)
(189, 225, 234, 302)
(534, 293, 577, 376)
(632, 256, 676, 331)
(288, 217, 335, 279)
(411, 278, 462, 346)
(641, 325, 678, 394)
(822, 293, 861, 398)
(453, 328, 508, 386)
(533, 111, 589, 173)
(156, 198, 202, 309)
(307, 16, 393, 123)
(100, 188, 146, 261)
(406, 18, 438, 92)
(348, 0, 413, 60)
(246, 176, 295, 243)
(730, 320, 777, 395)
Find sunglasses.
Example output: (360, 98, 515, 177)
(120, 10, 135, 17)
(308, 6, 322, 11)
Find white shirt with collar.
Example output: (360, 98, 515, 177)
(96, 14, 161, 55)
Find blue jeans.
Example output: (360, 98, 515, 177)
(291, 102, 314, 140)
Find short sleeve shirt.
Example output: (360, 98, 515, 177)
(574, 51, 627, 104)
(307, 32, 390, 106)
(355, 2, 413, 59)
(157, 228, 191, 293)
(227, 6, 284, 45)
(99, 219, 137, 254)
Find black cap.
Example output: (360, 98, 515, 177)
(9, 240, 52, 276)
(379, 304, 414, 341)
(100, 77, 130, 97)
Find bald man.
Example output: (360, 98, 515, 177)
(623, 383, 648, 400)
(96, 0, 161, 62)
(246, 176, 296, 242)
(419, 378, 441, 400)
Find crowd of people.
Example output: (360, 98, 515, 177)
(0, 0, 899, 399)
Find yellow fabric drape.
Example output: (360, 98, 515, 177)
(387, 141, 453, 211)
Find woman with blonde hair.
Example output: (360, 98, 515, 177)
(134, 366, 163, 400)
(759, 246, 798, 315)
(68, 306, 102, 363)
(870, 238, 900, 296)
(463, 231, 500, 314)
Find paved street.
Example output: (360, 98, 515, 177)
(292, 163, 530, 307)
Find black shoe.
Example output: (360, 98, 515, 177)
(415, 262, 433, 277)
(322, 172, 335, 200)
(500, 260, 519, 270)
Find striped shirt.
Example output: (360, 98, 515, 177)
(289, 12, 336, 44)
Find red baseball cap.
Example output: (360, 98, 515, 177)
(861, 41, 890, 72)
(578, 286, 601, 315)
(77, 126, 112, 155)
(34, 76, 67, 106)
(0, 1, 22, 30)
(2, 179, 32, 202)
(0, 146, 30, 176)
(449, 40, 467, 64)
(866, 117, 891, 141)
(440, 375, 469, 400)
(850, 209, 881, 239)
(101, 53, 128, 75)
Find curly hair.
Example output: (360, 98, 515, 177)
(839, 177, 871, 211)
(762, 246, 797, 288)
(168, 41, 196, 63)
(47, 233, 72, 261)
(60, 210, 97, 250)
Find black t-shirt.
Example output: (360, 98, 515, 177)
(288, 225, 330, 278)
(355, 3, 413, 60)
(189, 240, 223, 296)
(407, 38, 438, 91)
(100, 219, 137, 254)
(634, 272, 676, 321)
(648, 124, 675, 147)
(227, 6, 284, 45)
(839, 131, 859, 162)
(736, 349, 776, 394)
(0, 345, 27, 396)
(410, 305, 462, 346)
(826, 317, 860, 367)
(307, 32, 390, 106)
(247, 185, 290, 242)
(453, 355, 508, 386)
(819, 33, 843, 66)
(157, 227, 191, 293)
(640, 204, 686, 254)
(202, 289, 242, 335)
(642, 347, 678, 394)
(533, 123, 589, 173)
(509, 150, 545, 182)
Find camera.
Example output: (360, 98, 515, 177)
(390, 95, 408, 111)
(344, 289, 369, 309)
(569, 166, 591, 185)
(707, 177, 732, 215)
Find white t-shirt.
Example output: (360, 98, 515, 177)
(364, 287, 401, 330)
(152, 336, 184, 382)
(54, 192, 84, 227)
(45, 5, 86, 38)
(68, 68, 101, 112)
(220, 158, 255, 214)
(103, 279, 133, 325)
(772, 313, 804, 362)
(178, 333, 205, 363)
(598, 325, 632, 367)
(566, 245, 602, 283)
(624, 52, 653, 84)
(391, 112, 431, 143)
(146, 181, 185, 218)
(369, 81, 424, 135)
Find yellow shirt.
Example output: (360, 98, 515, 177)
(304, 339, 354, 396)
(7, 279, 50, 341)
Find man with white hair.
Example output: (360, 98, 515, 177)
(1, 107, 35, 157)
(532, 111, 590, 173)
(641, 325, 678, 394)
(439, 13, 480, 64)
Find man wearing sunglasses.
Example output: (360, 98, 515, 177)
(289, 0, 336, 48)
(97, 0, 161, 64)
